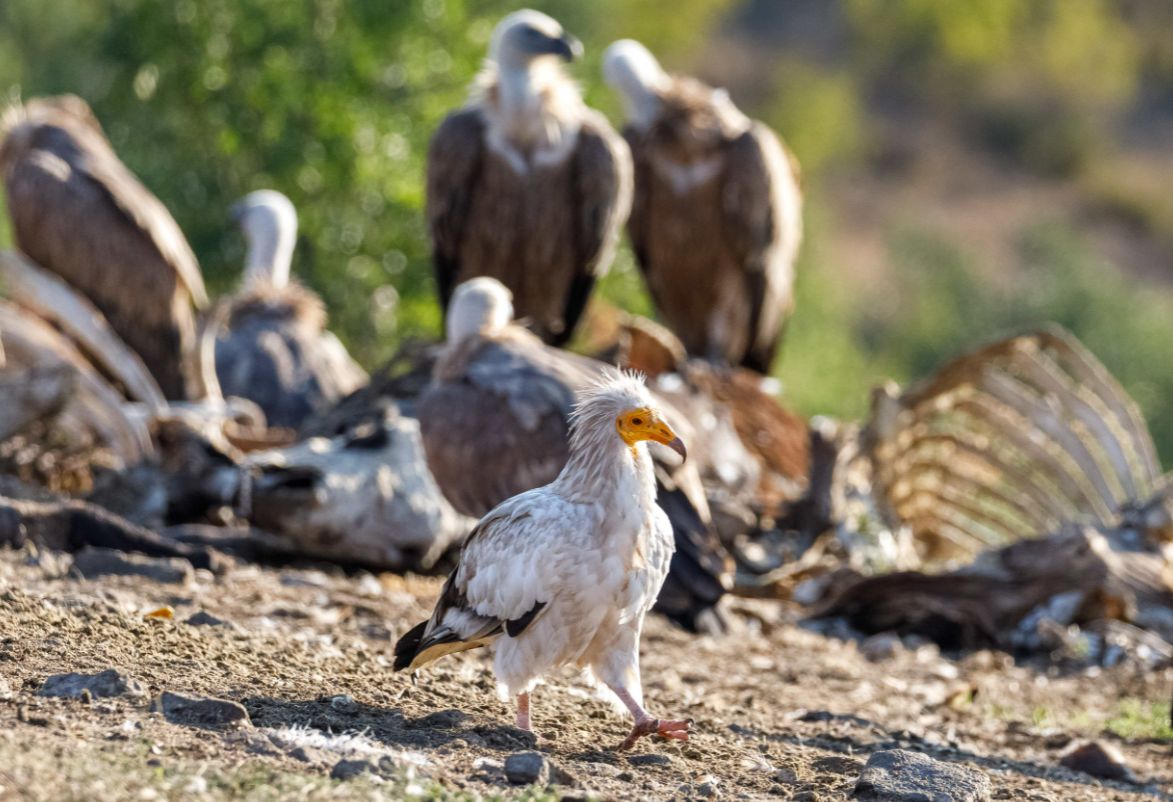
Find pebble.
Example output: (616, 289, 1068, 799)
(156, 691, 251, 730)
(185, 611, 228, 627)
(695, 775, 720, 797)
(71, 548, 192, 585)
(860, 633, 903, 662)
(330, 758, 376, 781)
(855, 749, 991, 801)
(504, 751, 549, 785)
(1059, 740, 1135, 782)
(39, 669, 143, 699)
(627, 753, 672, 768)
(0, 675, 11, 700)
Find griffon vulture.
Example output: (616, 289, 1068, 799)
(0, 95, 208, 399)
(209, 190, 367, 429)
(427, 10, 632, 346)
(603, 40, 802, 373)
(417, 277, 730, 631)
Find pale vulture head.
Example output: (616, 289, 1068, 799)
(490, 9, 583, 71)
(446, 276, 515, 343)
(570, 371, 687, 462)
(232, 189, 298, 289)
(602, 39, 671, 130)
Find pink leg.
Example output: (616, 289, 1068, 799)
(609, 685, 690, 750)
(515, 691, 531, 731)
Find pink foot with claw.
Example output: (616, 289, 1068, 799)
(618, 716, 692, 750)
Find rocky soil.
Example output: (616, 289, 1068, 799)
(0, 545, 1169, 801)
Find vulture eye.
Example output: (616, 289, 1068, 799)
(632, 417, 643, 426)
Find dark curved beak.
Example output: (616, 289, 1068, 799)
(551, 33, 583, 62)
(665, 436, 687, 463)
(229, 200, 245, 223)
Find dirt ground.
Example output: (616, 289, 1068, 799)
(0, 545, 1169, 802)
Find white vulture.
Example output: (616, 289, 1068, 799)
(603, 40, 803, 373)
(417, 277, 732, 631)
(0, 95, 208, 399)
(396, 370, 692, 750)
(209, 190, 367, 429)
(426, 10, 632, 346)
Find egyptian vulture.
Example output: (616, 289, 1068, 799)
(426, 10, 632, 345)
(417, 277, 730, 631)
(209, 190, 367, 429)
(396, 370, 691, 750)
(603, 40, 803, 373)
(0, 95, 208, 399)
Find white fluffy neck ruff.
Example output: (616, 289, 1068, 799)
(603, 39, 669, 130)
(239, 190, 298, 289)
(556, 375, 658, 505)
(446, 277, 514, 342)
(476, 61, 583, 167)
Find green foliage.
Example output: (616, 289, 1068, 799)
(2, 0, 1171, 468)
(783, 217, 1173, 464)
(764, 60, 864, 178)
(1105, 698, 1173, 741)
(843, 0, 1142, 175)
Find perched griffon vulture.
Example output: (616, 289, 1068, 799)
(208, 190, 366, 429)
(0, 95, 208, 399)
(397, 371, 691, 750)
(603, 40, 802, 373)
(417, 278, 731, 631)
(427, 10, 632, 345)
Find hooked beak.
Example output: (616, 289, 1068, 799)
(631, 410, 687, 462)
(662, 435, 687, 462)
(229, 200, 245, 223)
(550, 33, 583, 62)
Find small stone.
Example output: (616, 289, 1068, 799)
(627, 753, 672, 768)
(328, 694, 357, 712)
(558, 792, 598, 802)
(331, 758, 376, 781)
(696, 775, 720, 797)
(72, 548, 192, 585)
(860, 633, 902, 662)
(413, 709, 467, 728)
(288, 746, 325, 764)
(185, 611, 227, 627)
(0, 675, 12, 700)
(39, 669, 143, 699)
(1059, 741, 1135, 782)
(855, 749, 991, 801)
(772, 768, 798, 784)
(504, 751, 549, 785)
(156, 691, 251, 730)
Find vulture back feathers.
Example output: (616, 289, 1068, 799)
(604, 40, 802, 373)
(427, 11, 631, 346)
(0, 95, 207, 399)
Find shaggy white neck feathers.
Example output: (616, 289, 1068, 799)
(557, 377, 658, 509)
(446, 277, 515, 343)
(603, 39, 670, 131)
(237, 190, 298, 289)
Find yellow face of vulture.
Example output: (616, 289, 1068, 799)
(615, 406, 686, 461)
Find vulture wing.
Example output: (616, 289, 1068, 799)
(395, 492, 582, 672)
(561, 114, 633, 344)
(425, 108, 487, 311)
(3, 100, 206, 398)
(720, 122, 800, 373)
(418, 333, 584, 518)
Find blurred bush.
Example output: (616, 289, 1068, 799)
(2, 0, 1172, 466)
